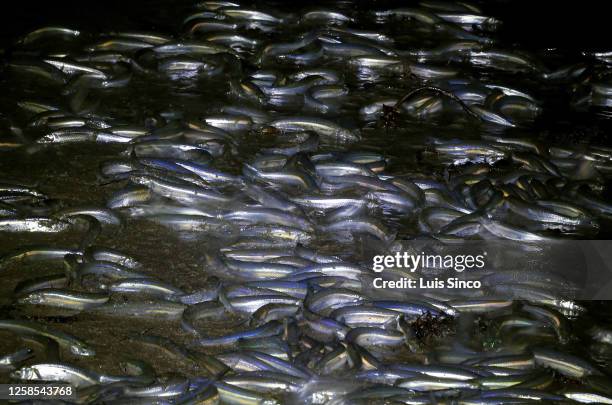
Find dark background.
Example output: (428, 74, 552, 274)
(0, 0, 609, 51)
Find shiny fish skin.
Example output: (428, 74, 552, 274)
(269, 117, 360, 143)
(54, 206, 123, 226)
(0, 217, 71, 233)
(11, 362, 101, 388)
(105, 278, 185, 299)
(0, 245, 81, 269)
(305, 288, 366, 316)
(2, 2, 612, 404)
(84, 247, 141, 269)
(396, 375, 479, 391)
(0, 348, 34, 370)
(191, 321, 284, 348)
(222, 257, 299, 280)
(16, 288, 110, 310)
(78, 260, 148, 279)
(564, 391, 612, 404)
(88, 301, 187, 320)
(330, 305, 400, 328)
(345, 327, 406, 349)
(532, 347, 602, 378)
(0, 320, 94, 356)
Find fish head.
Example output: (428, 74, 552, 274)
(338, 128, 361, 143)
(11, 366, 35, 380)
(71, 343, 96, 357)
(483, 17, 503, 32)
(18, 292, 44, 305)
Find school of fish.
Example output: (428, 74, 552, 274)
(1, 0, 612, 403)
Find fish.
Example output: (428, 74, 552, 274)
(0, 348, 35, 370)
(2, 2, 612, 404)
(0, 217, 72, 233)
(532, 347, 602, 378)
(0, 320, 94, 356)
(191, 321, 284, 348)
(269, 117, 360, 143)
(12, 362, 102, 388)
(16, 288, 110, 310)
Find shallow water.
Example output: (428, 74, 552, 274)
(1, 0, 612, 403)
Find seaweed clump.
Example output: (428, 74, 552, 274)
(412, 312, 455, 345)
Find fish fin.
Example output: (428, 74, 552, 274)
(218, 286, 235, 313)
